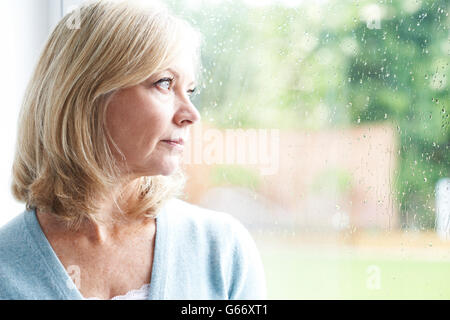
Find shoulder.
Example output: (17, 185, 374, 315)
(162, 198, 267, 299)
(162, 197, 252, 245)
(0, 212, 35, 299)
(0, 212, 29, 262)
(163, 197, 240, 228)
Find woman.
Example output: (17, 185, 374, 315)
(0, 0, 266, 300)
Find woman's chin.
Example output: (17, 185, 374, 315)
(154, 162, 179, 176)
(131, 156, 181, 177)
(158, 169, 176, 176)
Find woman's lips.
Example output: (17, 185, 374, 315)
(162, 137, 184, 145)
(161, 139, 184, 150)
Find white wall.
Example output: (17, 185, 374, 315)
(0, 0, 53, 227)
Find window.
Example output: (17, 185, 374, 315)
(168, 0, 450, 299)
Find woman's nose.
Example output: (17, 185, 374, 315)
(174, 94, 201, 126)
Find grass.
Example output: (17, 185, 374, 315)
(256, 233, 450, 299)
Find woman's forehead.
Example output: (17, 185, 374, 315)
(148, 48, 199, 84)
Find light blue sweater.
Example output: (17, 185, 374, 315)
(0, 198, 267, 300)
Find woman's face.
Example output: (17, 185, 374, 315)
(106, 53, 201, 177)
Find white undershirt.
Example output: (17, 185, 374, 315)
(84, 283, 150, 300)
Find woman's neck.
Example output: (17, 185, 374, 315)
(35, 179, 154, 245)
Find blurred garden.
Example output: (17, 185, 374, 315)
(167, 0, 450, 299)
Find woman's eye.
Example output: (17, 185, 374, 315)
(155, 77, 173, 90)
(187, 87, 196, 96)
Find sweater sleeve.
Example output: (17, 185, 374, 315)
(226, 218, 267, 300)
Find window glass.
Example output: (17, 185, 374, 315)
(169, 0, 450, 299)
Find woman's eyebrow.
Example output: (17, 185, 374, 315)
(166, 68, 196, 86)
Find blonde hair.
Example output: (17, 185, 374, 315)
(11, 0, 203, 229)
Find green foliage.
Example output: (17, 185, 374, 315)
(344, 0, 449, 228)
(210, 165, 261, 190)
(311, 168, 353, 195)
